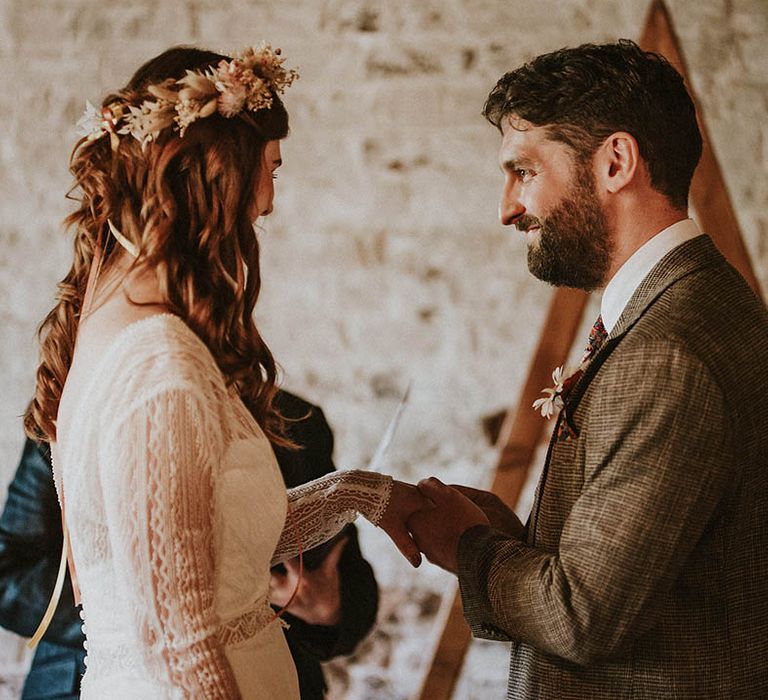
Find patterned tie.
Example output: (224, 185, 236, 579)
(582, 314, 608, 364)
(556, 314, 609, 440)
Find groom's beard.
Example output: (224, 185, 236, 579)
(520, 170, 613, 292)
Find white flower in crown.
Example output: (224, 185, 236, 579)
(76, 101, 106, 141)
(119, 97, 176, 148)
(78, 43, 299, 149)
(217, 81, 248, 117)
(77, 101, 125, 143)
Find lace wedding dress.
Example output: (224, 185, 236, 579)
(51, 314, 392, 699)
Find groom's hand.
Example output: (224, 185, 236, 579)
(408, 477, 490, 573)
(448, 484, 525, 539)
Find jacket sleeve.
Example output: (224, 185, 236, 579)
(0, 438, 82, 647)
(271, 395, 379, 659)
(457, 341, 734, 665)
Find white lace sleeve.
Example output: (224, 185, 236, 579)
(271, 470, 393, 566)
(100, 386, 241, 699)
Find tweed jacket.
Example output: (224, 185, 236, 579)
(0, 391, 378, 700)
(458, 235, 768, 698)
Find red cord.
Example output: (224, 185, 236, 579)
(269, 499, 304, 624)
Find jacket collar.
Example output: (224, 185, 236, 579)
(607, 234, 719, 342)
(560, 235, 721, 424)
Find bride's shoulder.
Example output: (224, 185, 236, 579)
(105, 313, 226, 395)
(90, 313, 233, 449)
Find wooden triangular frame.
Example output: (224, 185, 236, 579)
(416, 2, 761, 698)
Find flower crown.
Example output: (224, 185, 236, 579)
(77, 43, 299, 149)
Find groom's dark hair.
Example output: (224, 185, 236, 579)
(483, 39, 702, 210)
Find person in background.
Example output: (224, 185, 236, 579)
(0, 390, 378, 699)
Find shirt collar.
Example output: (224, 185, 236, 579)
(600, 218, 702, 333)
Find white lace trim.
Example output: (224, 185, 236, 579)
(272, 471, 393, 565)
(216, 599, 277, 647)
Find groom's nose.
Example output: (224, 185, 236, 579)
(499, 181, 525, 226)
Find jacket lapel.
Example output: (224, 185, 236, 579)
(529, 235, 724, 543)
(608, 234, 720, 341)
(566, 235, 722, 412)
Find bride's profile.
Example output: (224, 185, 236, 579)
(24, 44, 426, 698)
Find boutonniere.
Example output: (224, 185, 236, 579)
(534, 315, 608, 440)
(532, 364, 585, 419)
(532, 363, 590, 441)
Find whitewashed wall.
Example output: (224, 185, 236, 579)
(1, 0, 766, 697)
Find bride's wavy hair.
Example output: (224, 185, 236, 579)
(25, 46, 291, 444)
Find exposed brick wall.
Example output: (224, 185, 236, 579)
(1, 0, 766, 697)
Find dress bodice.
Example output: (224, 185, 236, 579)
(52, 314, 391, 699)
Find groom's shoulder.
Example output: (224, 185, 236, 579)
(673, 260, 763, 344)
(627, 237, 766, 347)
(613, 251, 768, 404)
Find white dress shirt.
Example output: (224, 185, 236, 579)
(600, 218, 702, 333)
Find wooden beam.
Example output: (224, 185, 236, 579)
(417, 586, 473, 700)
(640, 0, 761, 297)
(416, 2, 759, 697)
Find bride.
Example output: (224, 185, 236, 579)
(24, 44, 427, 698)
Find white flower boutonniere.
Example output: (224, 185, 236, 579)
(534, 316, 608, 439)
(532, 364, 584, 419)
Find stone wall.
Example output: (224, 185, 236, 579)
(1, 0, 766, 697)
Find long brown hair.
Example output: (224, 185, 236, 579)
(25, 47, 291, 444)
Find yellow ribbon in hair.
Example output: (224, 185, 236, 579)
(28, 238, 106, 649)
(27, 521, 70, 649)
(107, 219, 139, 258)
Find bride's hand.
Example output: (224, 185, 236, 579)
(377, 480, 432, 568)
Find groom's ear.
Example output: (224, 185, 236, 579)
(593, 131, 640, 196)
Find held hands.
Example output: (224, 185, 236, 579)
(378, 478, 519, 573)
(269, 536, 348, 626)
(448, 484, 525, 539)
(377, 480, 432, 568)
(407, 478, 490, 573)
(269, 479, 502, 622)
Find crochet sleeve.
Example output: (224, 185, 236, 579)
(271, 470, 392, 566)
(100, 386, 240, 699)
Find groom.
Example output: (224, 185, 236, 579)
(409, 40, 768, 697)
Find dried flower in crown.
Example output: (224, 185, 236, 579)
(76, 43, 299, 149)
